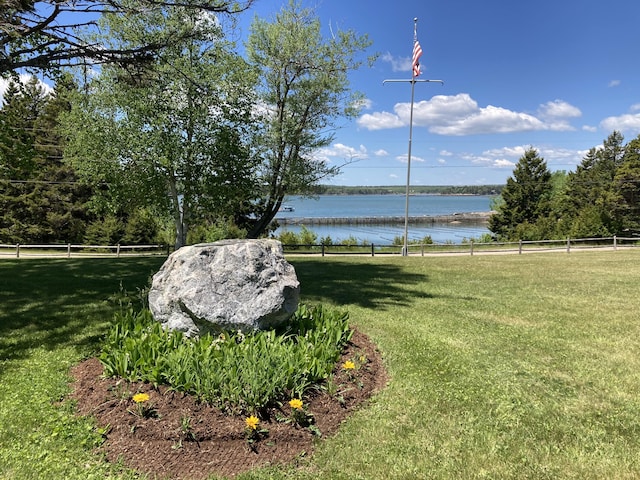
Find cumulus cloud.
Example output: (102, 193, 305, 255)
(357, 110, 405, 130)
(600, 105, 640, 134)
(357, 93, 582, 136)
(315, 143, 368, 164)
(536, 100, 581, 130)
(380, 52, 411, 73)
(395, 153, 426, 164)
(463, 144, 586, 169)
(374, 149, 389, 156)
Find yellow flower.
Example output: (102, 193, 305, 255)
(132, 393, 150, 403)
(342, 360, 356, 370)
(245, 415, 260, 430)
(289, 398, 303, 410)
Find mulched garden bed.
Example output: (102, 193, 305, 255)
(70, 328, 387, 479)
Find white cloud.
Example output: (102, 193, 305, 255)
(582, 125, 597, 132)
(536, 100, 581, 130)
(600, 106, 640, 134)
(494, 159, 516, 168)
(357, 93, 581, 136)
(608, 80, 621, 88)
(439, 149, 453, 156)
(357, 111, 405, 130)
(380, 52, 411, 73)
(315, 143, 368, 163)
(462, 144, 586, 170)
(395, 153, 425, 164)
(374, 149, 389, 156)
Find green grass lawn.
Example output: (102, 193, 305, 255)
(2, 252, 640, 479)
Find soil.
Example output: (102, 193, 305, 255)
(69, 328, 387, 479)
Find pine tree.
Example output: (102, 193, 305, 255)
(488, 148, 552, 240)
(558, 131, 626, 237)
(0, 75, 93, 243)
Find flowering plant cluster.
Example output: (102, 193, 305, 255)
(128, 392, 156, 418)
(244, 414, 268, 450)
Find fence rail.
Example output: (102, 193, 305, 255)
(1, 237, 638, 259)
(281, 236, 640, 256)
(0, 243, 167, 258)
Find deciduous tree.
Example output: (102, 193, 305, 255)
(241, 0, 374, 238)
(0, 0, 254, 76)
(64, 6, 259, 249)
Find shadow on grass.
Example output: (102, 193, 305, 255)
(290, 259, 430, 309)
(0, 258, 165, 365)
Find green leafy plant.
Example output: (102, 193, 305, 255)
(99, 304, 352, 413)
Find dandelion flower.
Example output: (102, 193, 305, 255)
(132, 393, 150, 403)
(245, 415, 259, 430)
(289, 398, 303, 410)
(342, 360, 356, 370)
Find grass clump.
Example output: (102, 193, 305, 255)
(99, 304, 352, 413)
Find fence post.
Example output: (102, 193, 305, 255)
(16, 243, 19, 258)
(566, 237, 571, 254)
(321, 243, 325, 257)
(421, 243, 424, 256)
(470, 240, 474, 256)
(371, 243, 375, 257)
(613, 235, 617, 251)
(518, 240, 522, 254)
(67, 243, 71, 258)
(116, 243, 121, 258)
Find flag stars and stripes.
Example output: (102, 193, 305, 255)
(412, 39, 422, 77)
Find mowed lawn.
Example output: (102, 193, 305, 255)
(1, 251, 640, 479)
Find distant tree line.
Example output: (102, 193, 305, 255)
(317, 185, 503, 196)
(488, 131, 640, 241)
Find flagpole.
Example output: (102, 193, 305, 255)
(383, 17, 443, 256)
(403, 64, 417, 256)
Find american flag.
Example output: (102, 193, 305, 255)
(412, 39, 423, 77)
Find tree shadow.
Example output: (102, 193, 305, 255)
(0, 258, 165, 367)
(290, 259, 431, 309)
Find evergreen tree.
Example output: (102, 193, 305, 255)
(558, 131, 626, 237)
(612, 135, 640, 234)
(488, 148, 552, 240)
(0, 75, 93, 243)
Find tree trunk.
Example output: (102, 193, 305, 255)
(246, 195, 284, 238)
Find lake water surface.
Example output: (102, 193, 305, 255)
(274, 194, 494, 244)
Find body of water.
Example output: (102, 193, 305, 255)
(274, 194, 495, 244)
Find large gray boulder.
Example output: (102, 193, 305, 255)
(148, 239, 300, 336)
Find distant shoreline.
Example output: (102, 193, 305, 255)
(276, 211, 494, 226)
(314, 185, 503, 196)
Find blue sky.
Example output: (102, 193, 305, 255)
(235, 0, 640, 186)
(3, 0, 639, 187)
